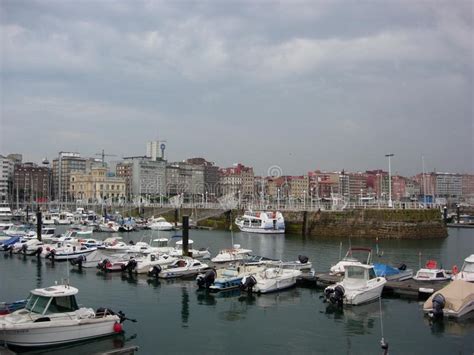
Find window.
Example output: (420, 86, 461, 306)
(368, 268, 377, 280)
(26, 294, 51, 314)
(346, 267, 366, 279)
(47, 296, 78, 313)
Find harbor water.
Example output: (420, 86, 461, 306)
(1, 227, 473, 354)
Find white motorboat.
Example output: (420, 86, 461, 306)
(12, 239, 44, 256)
(423, 280, 474, 319)
(413, 260, 451, 281)
(0, 222, 14, 231)
(0, 284, 132, 347)
(4, 225, 33, 237)
(373, 263, 413, 281)
(170, 240, 211, 259)
(79, 238, 103, 248)
(155, 258, 209, 279)
(122, 253, 177, 274)
(452, 255, 474, 282)
(0, 205, 13, 221)
(211, 244, 253, 263)
(42, 212, 55, 225)
(198, 264, 266, 291)
(55, 212, 73, 225)
(240, 267, 302, 294)
(148, 216, 174, 231)
(264, 255, 313, 271)
(324, 264, 387, 306)
(330, 247, 372, 275)
(98, 221, 120, 233)
(48, 244, 97, 261)
(69, 250, 128, 269)
(235, 211, 285, 234)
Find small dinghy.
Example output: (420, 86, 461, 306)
(0, 284, 135, 347)
(413, 260, 451, 281)
(373, 263, 413, 281)
(211, 244, 252, 263)
(423, 280, 474, 319)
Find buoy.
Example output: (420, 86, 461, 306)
(452, 265, 459, 275)
(113, 322, 123, 333)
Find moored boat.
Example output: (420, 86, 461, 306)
(423, 280, 474, 319)
(235, 211, 285, 234)
(0, 284, 134, 347)
(452, 255, 474, 282)
(330, 247, 372, 275)
(211, 244, 252, 263)
(413, 260, 451, 281)
(240, 267, 302, 294)
(153, 258, 209, 279)
(324, 264, 386, 306)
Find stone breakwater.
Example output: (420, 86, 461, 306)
(126, 207, 447, 239)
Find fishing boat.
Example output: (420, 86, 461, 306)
(148, 216, 174, 231)
(324, 265, 386, 306)
(240, 267, 302, 294)
(330, 247, 372, 275)
(0, 284, 133, 347)
(373, 263, 413, 281)
(211, 244, 253, 263)
(452, 255, 474, 282)
(152, 258, 209, 279)
(235, 211, 285, 234)
(413, 260, 451, 281)
(423, 280, 474, 319)
(197, 264, 266, 291)
(121, 253, 177, 274)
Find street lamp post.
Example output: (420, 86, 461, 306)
(385, 153, 394, 208)
(303, 190, 306, 210)
(277, 188, 280, 210)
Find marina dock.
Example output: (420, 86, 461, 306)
(313, 273, 449, 299)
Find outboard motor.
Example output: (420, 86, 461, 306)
(98, 259, 111, 271)
(34, 247, 43, 257)
(298, 255, 309, 264)
(329, 285, 345, 307)
(398, 263, 407, 271)
(129, 240, 135, 245)
(70, 255, 86, 269)
(148, 265, 162, 278)
(240, 275, 257, 292)
(196, 269, 216, 289)
(122, 259, 137, 273)
(95, 308, 137, 324)
(430, 293, 446, 319)
(46, 249, 56, 260)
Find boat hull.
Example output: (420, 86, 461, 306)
(345, 282, 386, 305)
(236, 226, 285, 234)
(0, 317, 119, 347)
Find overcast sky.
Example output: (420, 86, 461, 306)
(1, 0, 472, 176)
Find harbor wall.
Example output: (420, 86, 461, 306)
(133, 207, 447, 239)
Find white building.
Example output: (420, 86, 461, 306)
(435, 173, 462, 198)
(0, 155, 15, 202)
(146, 141, 164, 161)
(127, 157, 167, 199)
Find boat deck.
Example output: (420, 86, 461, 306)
(308, 273, 449, 299)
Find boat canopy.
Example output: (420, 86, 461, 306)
(373, 263, 400, 277)
(424, 280, 474, 313)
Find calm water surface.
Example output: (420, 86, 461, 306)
(1, 227, 473, 354)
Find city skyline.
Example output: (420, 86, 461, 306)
(1, 1, 473, 176)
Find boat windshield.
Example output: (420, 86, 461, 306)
(346, 267, 366, 280)
(25, 294, 51, 314)
(26, 294, 78, 314)
(462, 262, 474, 273)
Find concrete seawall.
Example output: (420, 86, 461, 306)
(126, 207, 447, 239)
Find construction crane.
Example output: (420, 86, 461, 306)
(95, 149, 117, 166)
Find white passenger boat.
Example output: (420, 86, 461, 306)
(240, 267, 302, 294)
(122, 253, 177, 274)
(452, 255, 474, 282)
(155, 258, 209, 279)
(235, 211, 285, 234)
(211, 244, 253, 263)
(148, 216, 174, 231)
(413, 260, 451, 281)
(0, 284, 131, 347)
(330, 247, 372, 275)
(423, 280, 474, 319)
(324, 265, 386, 306)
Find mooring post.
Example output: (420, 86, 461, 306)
(302, 211, 309, 237)
(456, 204, 460, 224)
(443, 206, 448, 223)
(26, 206, 30, 223)
(175, 209, 179, 227)
(36, 209, 42, 242)
(182, 215, 190, 257)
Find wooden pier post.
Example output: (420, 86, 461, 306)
(302, 210, 309, 237)
(36, 210, 42, 242)
(182, 215, 190, 257)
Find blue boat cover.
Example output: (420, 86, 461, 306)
(373, 263, 400, 277)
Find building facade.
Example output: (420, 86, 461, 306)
(70, 167, 126, 202)
(13, 163, 51, 203)
(219, 163, 254, 200)
(52, 152, 86, 202)
(0, 155, 15, 202)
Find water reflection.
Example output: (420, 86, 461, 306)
(181, 286, 189, 327)
(323, 301, 382, 336)
(424, 313, 474, 337)
(13, 333, 136, 355)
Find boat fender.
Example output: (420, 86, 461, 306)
(430, 293, 445, 318)
(298, 255, 309, 264)
(113, 322, 123, 333)
(452, 265, 458, 275)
